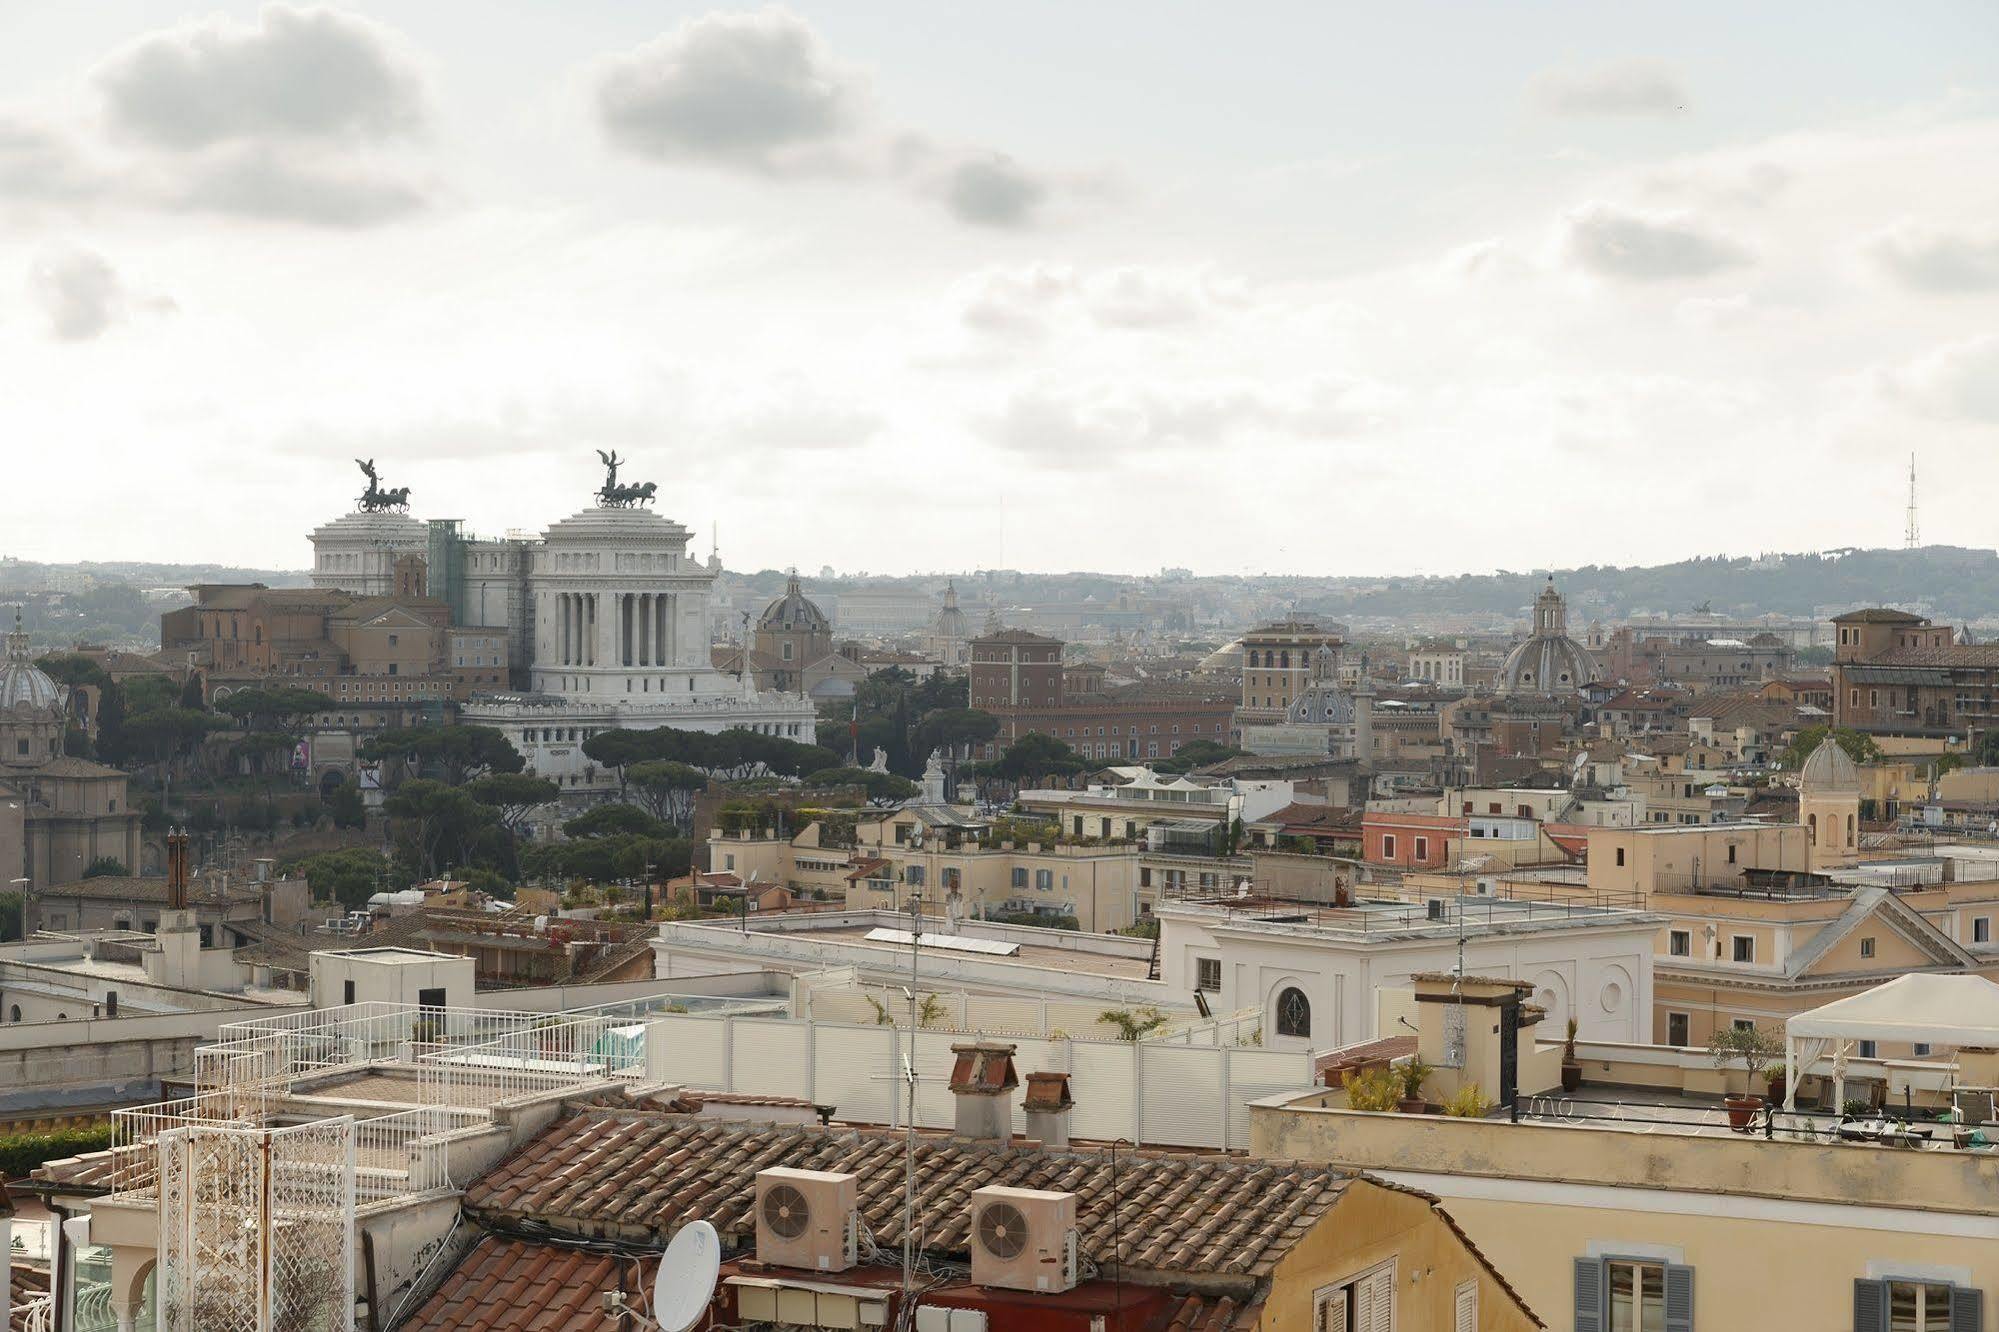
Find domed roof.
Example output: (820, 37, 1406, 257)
(931, 580, 967, 638)
(759, 572, 828, 633)
(1799, 734, 1860, 793)
(1285, 681, 1355, 725)
(1, 611, 64, 714)
(1498, 578, 1603, 697)
(309, 508, 427, 544)
(542, 504, 691, 547)
(1198, 638, 1245, 674)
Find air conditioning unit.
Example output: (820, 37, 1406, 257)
(754, 1168, 858, 1273)
(969, 1187, 1078, 1293)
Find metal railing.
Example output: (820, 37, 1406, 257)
(412, 1012, 647, 1110)
(112, 1090, 263, 1197)
(1513, 1093, 1999, 1149)
(10, 1297, 55, 1332)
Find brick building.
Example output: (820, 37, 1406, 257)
(969, 627, 1236, 763)
(1832, 608, 1999, 745)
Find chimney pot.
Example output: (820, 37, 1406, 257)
(947, 1041, 1019, 1141)
(1022, 1071, 1075, 1150)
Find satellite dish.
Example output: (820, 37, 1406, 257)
(652, 1219, 720, 1332)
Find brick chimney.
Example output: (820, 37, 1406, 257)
(1022, 1071, 1074, 1150)
(947, 1041, 1019, 1142)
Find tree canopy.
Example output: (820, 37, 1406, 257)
(214, 686, 328, 734)
(803, 766, 919, 801)
(361, 724, 525, 784)
(1778, 725, 1883, 771)
(581, 726, 838, 784)
(976, 733, 1087, 783)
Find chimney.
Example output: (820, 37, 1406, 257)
(1021, 1072, 1074, 1150)
(947, 1041, 1019, 1142)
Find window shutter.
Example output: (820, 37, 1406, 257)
(1952, 1287, 1983, 1332)
(1454, 1281, 1477, 1332)
(1663, 1264, 1694, 1332)
(1574, 1258, 1604, 1332)
(1364, 1268, 1393, 1332)
(1315, 1287, 1346, 1332)
(1853, 1280, 1886, 1332)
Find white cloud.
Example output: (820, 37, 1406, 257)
(1560, 202, 1751, 281)
(1876, 334, 1999, 423)
(593, 7, 1064, 227)
(974, 376, 1387, 465)
(26, 247, 173, 341)
(1530, 59, 1688, 117)
(1867, 220, 1999, 293)
(953, 264, 1248, 338)
(0, 118, 105, 207)
(594, 7, 864, 176)
(83, 4, 434, 226)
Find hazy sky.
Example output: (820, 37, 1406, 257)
(4, 3, 1997, 577)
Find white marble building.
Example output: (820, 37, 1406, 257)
(309, 479, 816, 793)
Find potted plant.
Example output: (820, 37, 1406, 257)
(1708, 1025, 1783, 1130)
(1397, 1058, 1434, 1113)
(1340, 1065, 1403, 1113)
(1560, 1016, 1583, 1093)
(1762, 1062, 1788, 1108)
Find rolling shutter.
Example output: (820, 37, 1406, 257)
(1574, 1258, 1604, 1332)
(1854, 1280, 1886, 1332)
(1952, 1286, 1983, 1332)
(1663, 1263, 1694, 1332)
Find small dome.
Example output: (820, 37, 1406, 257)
(0, 611, 64, 714)
(1799, 735, 1860, 793)
(759, 572, 829, 633)
(1285, 682, 1355, 725)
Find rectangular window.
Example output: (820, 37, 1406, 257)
(1012, 867, 1028, 889)
(1853, 1278, 1976, 1332)
(1734, 1018, 1756, 1033)
(1315, 1260, 1395, 1332)
(1381, 833, 1397, 859)
(1860, 936, 1876, 959)
(1035, 869, 1053, 891)
(1668, 930, 1690, 957)
(1914, 1042, 1932, 1057)
(905, 865, 925, 887)
(1615, 847, 1626, 867)
(1413, 836, 1428, 861)
(1859, 1039, 1878, 1058)
(1576, 1256, 1692, 1332)
(1977, 917, 1991, 944)
(1667, 1012, 1689, 1046)
(1196, 958, 1221, 993)
(1732, 935, 1754, 963)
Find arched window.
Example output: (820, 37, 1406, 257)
(1846, 814, 1855, 845)
(1807, 813, 1818, 845)
(1275, 987, 1311, 1039)
(7, 1004, 18, 1022)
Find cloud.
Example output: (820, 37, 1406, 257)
(595, 7, 863, 175)
(1876, 335, 1999, 424)
(1561, 202, 1751, 281)
(26, 247, 175, 341)
(167, 145, 428, 226)
(594, 7, 1063, 226)
(1867, 221, 1999, 293)
(95, 5, 427, 149)
(975, 377, 1387, 465)
(75, 5, 435, 225)
(1531, 59, 1688, 117)
(0, 118, 105, 206)
(954, 264, 1248, 339)
(942, 154, 1047, 228)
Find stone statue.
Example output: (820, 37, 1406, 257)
(867, 747, 890, 774)
(355, 459, 409, 512)
(593, 452, 657, 508)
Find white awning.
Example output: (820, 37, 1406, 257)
(1787, 973, 1999, 1046)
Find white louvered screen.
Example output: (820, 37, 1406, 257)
(1139, 1045, 1216, 1145)
(648, 1016, 727, 1088)
(812, 1025, 898, 1125)
(730, 1018, 811, 1098)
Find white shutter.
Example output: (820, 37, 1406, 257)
(1454, 1281, 1476, 1332)
(1315, 1287, 1347, 1332)
(1363, 1265, 1394, 1332)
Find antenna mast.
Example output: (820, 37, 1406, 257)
(1905, 453, 1920, 549)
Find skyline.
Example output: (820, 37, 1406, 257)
(3, 2, 1998, 575)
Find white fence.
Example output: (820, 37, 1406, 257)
(644, 1013, 1314, 1151)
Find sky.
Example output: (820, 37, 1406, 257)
(3, 2, 1997, 578)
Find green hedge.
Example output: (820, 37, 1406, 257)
(0, 1124, 113, 1180)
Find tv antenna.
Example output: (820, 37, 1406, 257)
(649, 1219, 720, 1332)
(1905, 453, 1920, 550)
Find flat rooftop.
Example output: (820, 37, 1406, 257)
(1163, 893, 1657, 939)
(801, 924, 1151, 979)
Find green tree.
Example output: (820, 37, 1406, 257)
(285, 847, 393, 910)
(123, 675, 178, 716)
(214, 686, 328, 735)
(82, 856, 129, 878)
(912, 707, 999, 758)
(95, 673, 129, 765)
(1779, 725, 1883, 771)
(362, 724, 525, 785)
(122, 707, 225, 773)
(382, 779, 497, 878)
(803, 766, 919, 802)
(326, 778, 367, 829)
(0, 890, 22, 943)
(625, 760, 709, 829)
(562, 803, 670, 840)
(465, 772, 561, 835)
(1153, 740, 1244, 775)
(178, 671, 207, 709)
(976, 733, 1086, 784)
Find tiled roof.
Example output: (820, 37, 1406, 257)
(464, 1109, 1357, 1277)
(1314, 1035, 1416, 1077)
(404, 1236, 654, 1332)
(1879, 644, 1999, 668)
(844, 857, 892, 883)
(1831, 609, 1926, 624)
(1153, 1291, 1263, 1332)
(31, 1149, 117, 1194)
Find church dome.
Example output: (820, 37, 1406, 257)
(1285, 681, 1355, 725)
(0, 611, 64, 714)
(931, 580, 967, 639)
(1498, 578, 1603, 697)
(1799, 734, 1861, 793)
(759, 572, 828, 633)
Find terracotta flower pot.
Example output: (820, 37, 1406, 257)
(1725, 1095, 1764, 1130)
(1398, 1097, 1428, 1114)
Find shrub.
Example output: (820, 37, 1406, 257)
(0, 1124, 113, 1180)
(1443, 1084, 1490, 1118)
(1341, 1066, 1403, 1113)
(1398, 1058, 1434, 1101)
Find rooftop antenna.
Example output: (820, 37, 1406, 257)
(1905, 453, 1920, 550)
(902, 890, 923, 1304)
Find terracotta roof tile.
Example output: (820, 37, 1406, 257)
(464, 1109, 1356, 1278)
(404, 1236, 655, 1332)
